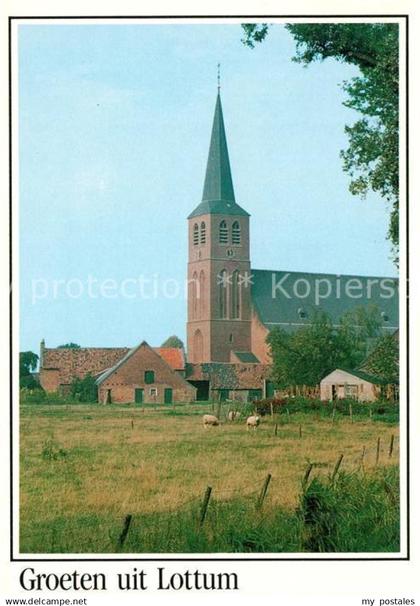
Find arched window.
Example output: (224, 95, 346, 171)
(199, 270, 205, 317)
(200, 221, 206, 244)
(231, 270, 240, 319)
(218, 270, 228, 318)
(219, 220, 228, 244)
(191, 272, 198, 319)
(193, 223, 199, 246)
(232, 221, 241, 244)
(193, 329, 203, 363)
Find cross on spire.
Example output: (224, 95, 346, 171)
(217, 62, 221, 91)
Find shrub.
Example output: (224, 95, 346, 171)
(70, 373, 98, 403)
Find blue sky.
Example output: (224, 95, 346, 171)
(18, 22, 397, 354)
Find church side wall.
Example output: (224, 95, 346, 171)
(251, 308, 271, 363)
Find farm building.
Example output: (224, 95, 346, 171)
(96, 341, 196, 404)
(39, 340, 192, 401)
(186, 361, 273, 402)
(320, 368, 386, 402)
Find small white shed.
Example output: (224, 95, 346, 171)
(320, 368, 383, 402)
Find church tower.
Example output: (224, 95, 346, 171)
(187, 91, 252, 363)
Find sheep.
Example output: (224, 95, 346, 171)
(246, 415, 260, 430)
(203, 414, 219, 427)
(228, 410, 241, 422)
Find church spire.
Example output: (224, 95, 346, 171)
(202, 91, 235, 203)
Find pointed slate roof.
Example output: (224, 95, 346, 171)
(188, 92, 249, 219)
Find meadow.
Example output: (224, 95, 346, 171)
(19, 400, 400, 553)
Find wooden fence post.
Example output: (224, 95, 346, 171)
(274, 423, 278, 437)
(299, 424, 302, 439)
(389, 434, 395, 458)
(332, 407, 336, 424)
(118, 514, 133, 548)
(270, 402, 274, 419)
(302, 463, 313, 488)
(199, 486, 212, 527)
(131, 419, 134, 430)
(360, 445, 366, 470)
(376, 437, 381, 466)
(349, 403, 353, 423)
(256, 474, 272, 510)
(331, 454, 344, 482)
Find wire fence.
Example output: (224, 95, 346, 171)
(21, 430, 399, 554)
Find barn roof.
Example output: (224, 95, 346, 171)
(41, 347, 129, 384)
(155, 347, 185, 370)
(251, 269, 399, 332)
(186, 362, 270, 390)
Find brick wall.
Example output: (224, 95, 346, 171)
(250, 309, 271, 363)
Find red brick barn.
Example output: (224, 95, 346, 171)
(96, 341, 196, 404)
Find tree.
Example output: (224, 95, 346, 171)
(19, 351, 40, 389)
(70, 373, 98, 402)
(161, 335, 184, 348)
(361, 332, 399, 383)
(58, 342, 81, 349)
(242, 23, 399, 264)
(267, 306, 382, 388)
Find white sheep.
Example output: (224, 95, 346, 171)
(228, 410, 241, 422)
(203, 414, 219, 427)
(246, 415, 260, 430)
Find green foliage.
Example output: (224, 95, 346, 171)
(20, 351, 39, 376)
(19, 351, 40, 389)
(70, 373, 98, 403)
(160, 335, 184, 348)
(41, 438, 68, 461)
(241, 23, 270, 48)
(299, 466, 399, 552)
(362, 332, 399, 383)
(254, 396, 399, 424)
(21, 467, 399, 553)
(267, 306, 382, 387)
(58, 343, 81, 349)
(241, 23, 399, 264)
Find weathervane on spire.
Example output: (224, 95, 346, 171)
(217, 62, 221, 91)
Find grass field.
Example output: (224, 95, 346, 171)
(20, 401, 400, 553)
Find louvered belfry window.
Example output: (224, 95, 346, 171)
(219, 220, 228, 244)
(200, 221, 206, 244)
(232, 221, 241, 244)
(193, 223, 199, 245)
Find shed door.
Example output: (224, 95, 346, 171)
(134, 388, 144, 404)
(164, 388, 173, 404)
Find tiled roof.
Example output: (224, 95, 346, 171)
(186, 362, 270, 390)
(42, 347, 129, 384)
(154, 347, 185, 370)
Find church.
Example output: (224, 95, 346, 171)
(39, 90, 399, 403)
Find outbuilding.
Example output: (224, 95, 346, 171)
(96, 341, 196, 404)
(320, 368, 385, 402)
